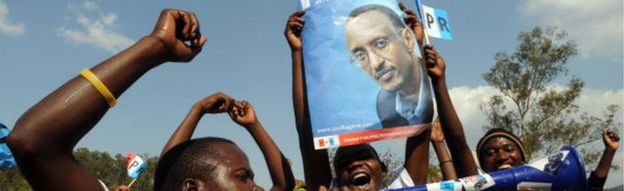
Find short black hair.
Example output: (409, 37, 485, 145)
(333, 144, 387, 174)
(347, 4, 405, 30)
(154, 137, 237, 191)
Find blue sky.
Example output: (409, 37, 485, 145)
(1, 0, 622, 188)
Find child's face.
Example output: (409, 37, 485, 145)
(481, 137, 524, 172)
(204, 143, 263, 191)
(335, 156, 387, 191)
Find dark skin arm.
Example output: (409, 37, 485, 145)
(160, 92, 235, 156)
(401, 3, 431, 184)
(431, 118, 458, 180)
(7, 9, 206, 191)
(285, 10, 332, 189)
(229, 100, 295, 191)
(424, 45, 479, 177)
(592, 130, 620, 178)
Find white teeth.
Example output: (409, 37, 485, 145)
(498, 164, 512, 169)
(354, 173, 367, 179)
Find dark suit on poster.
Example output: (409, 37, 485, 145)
(376, 89, 433, 128)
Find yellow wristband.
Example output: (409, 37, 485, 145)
(440, 160, 453, 165)
(80, 69, 117, 107)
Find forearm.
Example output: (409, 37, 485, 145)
(291, 50, 332, 188)
(245, 122, 294, 191)
(292, 50, 306, 128)
(9, 36, 167, 155)
(593, 148, 617, 178)
(432, 141, 457, 180)
(431, 77, 478, 177)
(8, 36, 167, 191)
(161, 105, 203, 156)
(405, 132, 430, 184)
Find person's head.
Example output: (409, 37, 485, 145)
(154, 137, 262, 191)
(476, 128, 527, 173)
(333, 144, 387, 191)
(345, 4, 418, 93)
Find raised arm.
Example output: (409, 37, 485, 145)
(431, 118, 458, 180)
(424, 45, 479, 177)
(587, 130, 620, 191)
(400, 3, 431, 184)
(400, 3, 424, 48)
(160, 93, 235, 156)
(7, 9, 206, 191)
(285, 10, 332, 189)
(229, 100, 295, 191)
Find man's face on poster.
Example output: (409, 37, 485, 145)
(346, 9, 417, 92)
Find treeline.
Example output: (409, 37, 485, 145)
(0, 148, 158, 191)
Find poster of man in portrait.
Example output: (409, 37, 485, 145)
(301, 0, 433, 149)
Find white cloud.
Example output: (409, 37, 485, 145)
(0, 2, 25, 36)
(520, 0, 623, 61)
(57, 1, 134, 53)
(448, 85, 623, 185)
(448, 85, 624, 144)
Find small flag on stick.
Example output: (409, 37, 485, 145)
(415, 0, 453, 42)
(126, 152, 147, 188)
(0, 122, 16, 169)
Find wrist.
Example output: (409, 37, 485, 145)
(431, 75, 446, 84)
(439, 159, 452, 165)
(604, 147, 617, 154)
(244, 121, 262, 130)
(141, 36, 169, 65)
(431, 140, 445, 145)
(291, 48, 303, 57)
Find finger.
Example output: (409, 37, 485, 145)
(230, 105, 239, 116)
(228, 110, 237, 119)
(399, 2, 407, 11)
(404, 15, 416, 27)
(241, 100, 251, 111)
(190, 35, 207, 56)
(221, 97, 234, 112)
(291, 10, 305, 18)
(403, 7, 416, 16)
(188, 13, 200, 48)
(296, 17, 305, 25)
(290, 22, 303, 29)
(174, 10, 191, 40)
(609, 131, 620, 141)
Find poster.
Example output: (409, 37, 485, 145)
(301, 0, 433, 149)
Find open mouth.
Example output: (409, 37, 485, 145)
(497, 164, 512, 170)
(352, 172, 371, 186)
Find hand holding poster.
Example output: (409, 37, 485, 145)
(302, 0, 433, 149)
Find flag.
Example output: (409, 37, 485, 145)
(421, 4, 453, 40)
(126, 152, 147, 179)
(0, 123, 17, 169)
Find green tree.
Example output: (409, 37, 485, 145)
(481, 26, 620, 168)
(0, 148, 158, 190)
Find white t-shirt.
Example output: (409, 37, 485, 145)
(386, 167, 415, 189)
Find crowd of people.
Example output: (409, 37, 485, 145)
(2, 4, 620, 191)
